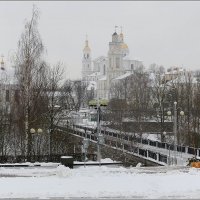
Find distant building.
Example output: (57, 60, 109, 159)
(82, 29, 144, 100)
(164, 66, 186, 82)
(0, 56, 16, 114)
(163, 66, 198, 87)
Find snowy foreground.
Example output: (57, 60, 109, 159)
(0, 160, 200, 199)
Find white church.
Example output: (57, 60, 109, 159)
(82, 28, 144, 100)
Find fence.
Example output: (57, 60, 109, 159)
(55, 124, 200, 165)
(0, 153, 97, 164)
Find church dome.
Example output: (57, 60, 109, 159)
(121, 42, 129, 57)
(121, 43, 128, 49)
(112, 32, 118, 36)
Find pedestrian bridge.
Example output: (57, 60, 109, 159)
(55, 124, 200, 166)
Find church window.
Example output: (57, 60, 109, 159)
(103, 64, 106, 75)
(109, 58, 112, 68)
(87, 54, 89, 58)
(88, 64, 89, 68)
(116, 57, 120, 68)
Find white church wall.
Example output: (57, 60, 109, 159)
(82, 30, 144, 100)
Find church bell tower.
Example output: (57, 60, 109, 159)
(82, 35, 92, 80)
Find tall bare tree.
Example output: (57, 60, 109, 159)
(46, 63, 64, 158)
(14, 5, 46, 159)
(150, 71, 170, 140)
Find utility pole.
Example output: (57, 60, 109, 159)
(96, 98, 105, 165)
(173, 101, 177, 164)
(173, 102, 177, 149)
(97, 98, 101, 164)
(167, 101, 184, 165)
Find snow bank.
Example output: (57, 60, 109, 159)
(56, 165, 72, 177)
(0, 165, 200, 199)
(136, 162, 142, 168)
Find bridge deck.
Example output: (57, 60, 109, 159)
(55, 124, 200, 166)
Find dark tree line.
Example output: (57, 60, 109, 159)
(108, 65, 200, 147)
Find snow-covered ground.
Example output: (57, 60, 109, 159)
(0, 160, 200, 199)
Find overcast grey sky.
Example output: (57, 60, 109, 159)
(0, 1, 200, 79)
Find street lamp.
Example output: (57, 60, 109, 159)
(30, 128, 43, 134)
(37, 128, 43, 134)
(96, 98, 105, 165)
(163, 131, 169, 163)
(89, 98, 107, 165)
(30, 128, 36, 134)
(163, 131, 172, 165)
(163, 131, 167, 140)
(97, 98, 101, 164)
(167, 102, 184, 164)
(167, 111, 171, 116)
(82, 138, 89, 167)
(30, 128, 43, 160)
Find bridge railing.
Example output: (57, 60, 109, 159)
(71, 124, 200, 157)
(56, 124, 200, 165)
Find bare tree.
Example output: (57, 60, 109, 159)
(14, 5, 46, 159)
(46, 63, 65, 158)
(0, 73, 13, 157)
(45, 64, 83, 158)
(150, 71, 170, 141)
(71, 80, 87, 110)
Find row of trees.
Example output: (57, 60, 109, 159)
(0, 6, 90, 160)
(108, 64, 200, 147)
(1, 6, 200, 161)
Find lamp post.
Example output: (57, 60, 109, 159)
(89, 98, 106, 165)
(96, 98, 105, 165)
(163, 131, 171, 165)
(30, 128, 43, 161)
(163, 131, 167, 142)
(82, 138, 89, 167)
(167, 102, 184, 165)
(97, 98, 101, 164)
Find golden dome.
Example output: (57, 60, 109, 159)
(121, 43, 128, 49)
